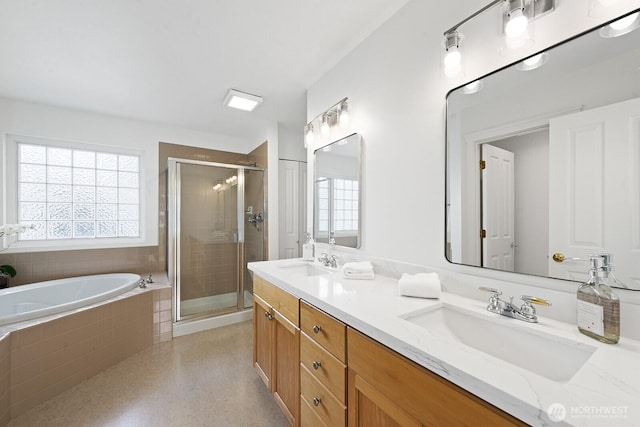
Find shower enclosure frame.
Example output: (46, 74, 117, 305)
(167, 157, 266, 323)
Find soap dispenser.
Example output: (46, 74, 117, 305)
(599, 253, 628, 290)
(302, 233, 315, 261)
(577, 255, 620, 344)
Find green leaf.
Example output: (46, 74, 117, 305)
(0, 265, 17, 277)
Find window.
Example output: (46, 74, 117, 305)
(332, 178, 358, 232)
(10, 136, 141, 244)
(315, 176, 359, 238)
(2, 134, 155, 253)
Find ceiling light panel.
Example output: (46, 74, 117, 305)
(223, 89, 263, 111)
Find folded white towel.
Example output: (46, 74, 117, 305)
(343, 261, 375, 280)
(343, 261, 374, 273)
(398, 272, 441, 299)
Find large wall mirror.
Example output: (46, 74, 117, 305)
(314, 133, 361, 249)
(446, 9, 640, 290)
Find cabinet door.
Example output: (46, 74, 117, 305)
(253, 295, 273, 389)
(349, 369, 420, 427)
(273, 309, 300, 427)
(347, 328, 526, 427)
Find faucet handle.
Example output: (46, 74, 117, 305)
(521, 295, 551, 307)
(478, 286, 502, 296)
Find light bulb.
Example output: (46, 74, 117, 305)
(462, 80, 483, 94)
(339, 102, 350, 128)
(321, 114, 330, 135)
(609, 12, 639, 30)
(305, 124, 315, 147)
(524, 54, 542, 66)
(444, 47, 461, 69)
(505, 9, 528, 38)
(516, 52, 549, 71)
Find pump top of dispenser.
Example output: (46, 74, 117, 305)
(589, 255, 605, 271)
(598, 252, 629, 289)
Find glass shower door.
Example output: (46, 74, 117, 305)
(176, 162, 240, 318)
(168, 158, 266, 322)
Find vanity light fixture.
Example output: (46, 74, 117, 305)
(442, 0, 556, 77)
(223, 89, 263, 111)
(226, 175, 238, 185)
(212, 183, 222, 191)
(515, 52, 549, 70)
(303, 97, 349, 147)
(599, 11, 640, 37)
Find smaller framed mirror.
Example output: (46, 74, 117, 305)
(314, 133, 361, 249)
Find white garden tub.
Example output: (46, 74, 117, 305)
(0, 273, 141, 325)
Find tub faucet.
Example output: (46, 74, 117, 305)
(479, 287, 551, 323)
(146, 274, 154, 284)
(138, 279, 147, 289)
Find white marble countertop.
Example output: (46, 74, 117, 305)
(248, 258, 640, 427)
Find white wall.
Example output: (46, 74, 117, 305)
(277, 123, 306, 162)
(306, 0, 639, 283)
(0, 96, 256, 248)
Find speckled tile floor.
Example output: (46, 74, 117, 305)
(8, 321, 289, 427)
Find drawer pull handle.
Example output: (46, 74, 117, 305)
(264, 311, 273, 320)
(312, 325, 322, 334)
(313, 397, 322, 407)
(312, 361, 322, 370)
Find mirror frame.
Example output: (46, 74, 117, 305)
(313, 132, 362, 249)
(444, 9, 640, 290)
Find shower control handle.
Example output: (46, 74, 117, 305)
(313, 397, 322, 407)
(312, 325, 322, 334)
(312, 361, 321, 370)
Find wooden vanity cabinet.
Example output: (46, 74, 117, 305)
(253, 274, 527, 427)
(347, 328, 527, 427)
(299, 301, 347, 427)
(253, 275, 300, 427)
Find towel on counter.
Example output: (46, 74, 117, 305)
(342, 261, 375, 280)
(398, 272, 441, 299)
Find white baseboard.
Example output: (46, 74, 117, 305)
(172, 309, 253, 337)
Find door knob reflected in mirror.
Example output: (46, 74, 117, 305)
(552, 252, 586, 263)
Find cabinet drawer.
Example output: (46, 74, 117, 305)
(301, 364, 346, 427)
(300, 301, 346, 362)
(300, 333, 346, 402)
(254, 275, 299, 326)
(300, 398, 328, 427)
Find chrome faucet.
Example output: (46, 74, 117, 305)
(479, 287, 551, 323)
(318, 252, 338, 268)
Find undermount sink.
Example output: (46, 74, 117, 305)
(277, 262, 330, 277)
(400, 305, 596, 382)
